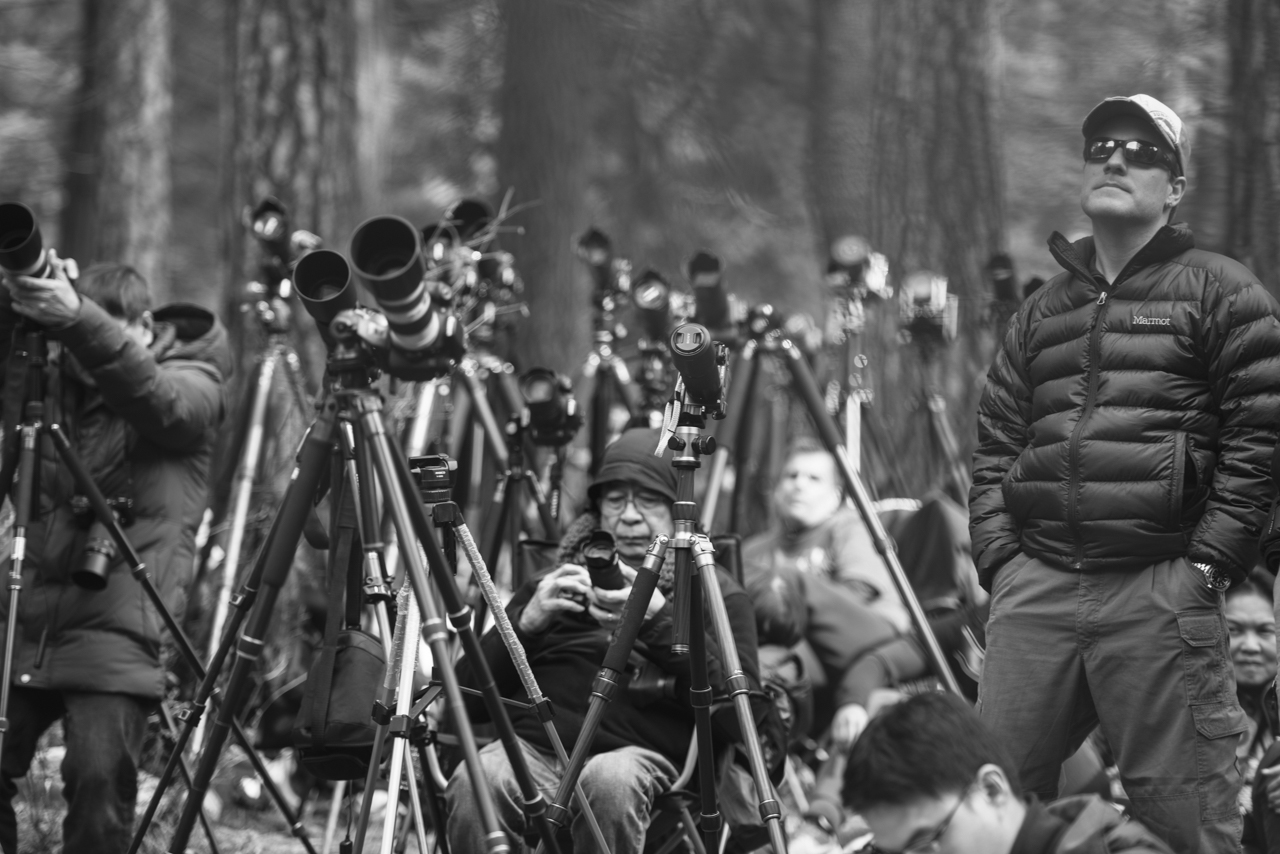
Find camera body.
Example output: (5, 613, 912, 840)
(69, 495, 134, 591)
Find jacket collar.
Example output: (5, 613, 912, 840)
(1048, 223, 1196, 288)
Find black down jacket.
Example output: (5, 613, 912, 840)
(0, 296, 230, 698)
(970, 224, 1280, 590)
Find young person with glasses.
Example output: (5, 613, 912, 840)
(843, 692, 1174, 854)
(970, 94, 1280, 853)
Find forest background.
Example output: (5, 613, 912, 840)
(1, 0, 1278, 502)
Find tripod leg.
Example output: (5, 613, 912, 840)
(379, 595, 420, 854)
(156, 701, 222, 854)
(683, 555, 725, 854)
(691, 537, 786, 853)
(453, 524, 611, 853)
(207, 347, 278, 680)
(701, 342, 758, 531)
(778, 339, 962, 694)
(416, 741, 450, 854)
(356, 404, 514, 854)
(459, 369, 510, 471)
(164, 400, 338, 854)
(0, 419, 39, 758)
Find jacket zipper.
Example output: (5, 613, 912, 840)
(1065, 287, 1112, 568)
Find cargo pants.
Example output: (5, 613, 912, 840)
(979, 554, 1246, 854)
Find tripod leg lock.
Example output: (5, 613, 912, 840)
(531, 697, 556, 724)
(174, 702, 206, 725)
(722, 673, 751, 699)
(371, 698, 393, 727)
(447, 606, 473, 632)
(756, 798, 782, 823)
(689, 684, 713, 710)
(482, 830, 512, 854)
(699, 810, 724, 835)
(545, 802, 571, 829)
(589, 669, 622, 704)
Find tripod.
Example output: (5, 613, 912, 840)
(204, 293, 312, 687)
(699, 326, 962, 696)
(0, 323, 315, 854)
(349, 452, 609, 854)
(165, 335, 576, 854)
(582, 325, 641, 476)
(545, 386, 788, 854)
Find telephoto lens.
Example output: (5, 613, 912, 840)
(295, 249, 359, 329)
(73, 520, 117, 591)
(669, 322, 724, 409)
(0, 202, 53, 277)
(686, 250, 730, 331)
(582, 530, 627, 590)
(632, 269, 672, 342)
(349, 215, 441, 352)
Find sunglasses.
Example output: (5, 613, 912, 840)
(1084, 137, 1178, 174)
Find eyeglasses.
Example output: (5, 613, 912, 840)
(1084, 137, 1178, 174)
(862, 785, 972, 854)
(599, 487, 668, 515)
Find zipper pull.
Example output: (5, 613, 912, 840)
(1097, 291, 1108, 306)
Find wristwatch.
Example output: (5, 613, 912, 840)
(1193, 561, 1231, 592)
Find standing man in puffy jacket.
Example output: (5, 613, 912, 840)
(970, 94, 1280, 854)
(0, 260, 230, 854)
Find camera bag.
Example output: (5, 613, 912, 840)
(292, 524, 386, 780)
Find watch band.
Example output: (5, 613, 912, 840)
(1193, 561, 1231, 592)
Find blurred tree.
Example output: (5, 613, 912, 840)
(60, 0, 172, 299)
(808, 0, 1004, 498)
(495, 0, 600, 374)
(1222, 0, 1280, 294)
(192, 0, 360, 675)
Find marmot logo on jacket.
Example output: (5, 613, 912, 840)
(1133, 315, 1172, 326)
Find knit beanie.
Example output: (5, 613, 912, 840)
(588, 427, 678, 505)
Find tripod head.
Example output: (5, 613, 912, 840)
(408, 454, 458, 506)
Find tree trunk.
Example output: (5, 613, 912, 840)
(61, 0, 172, 300)
(807, 0, 1004, 499)
(222, 0, 360, 376)
(495, 0, 599, 374)
(1222, 0, 1280, 297)
(195, 0, 360, 674)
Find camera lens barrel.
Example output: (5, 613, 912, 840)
(73, 521, 116, 591)
(350, 215, 439, 351)
(687, 250, 729, 330)
(295, 249, 359, 327)
(669, 322, 723, 407)
(583, 530, 626, 590)
(0, 202, 50, 277)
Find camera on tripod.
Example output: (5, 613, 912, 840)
(69, 495, 134, 591)
(576, 228, 633, 313)
(518, 368, 583, 447)
(670, 322, 729, 419)
(898, 270, 958, 346)
(408, 454, 458, 505)
(245, 197, 322, 301)
(293, 215, 467, 381)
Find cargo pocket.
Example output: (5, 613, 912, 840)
(1176, 610, 1230, 706)
(1192, 701, 1249, 822)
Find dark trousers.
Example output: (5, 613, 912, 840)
(0, 687, 150, 854)
(979, 554, 1246, 854)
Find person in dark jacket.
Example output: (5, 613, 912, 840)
(844, 692, 1174, 854)
(970, 94, 1280, 854)
(0, 259, 230, 854)
(445, 428, 763, 854)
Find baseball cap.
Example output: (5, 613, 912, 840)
(1082, 94, 1188, 176)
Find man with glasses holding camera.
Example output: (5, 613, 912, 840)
(0, 259, 229, 854)
(446, 427, 766, 854)
(970, 94, 1280, 853)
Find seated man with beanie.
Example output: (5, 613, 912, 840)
(446, 427, 764, 854)
(844, 692, 1174, 854)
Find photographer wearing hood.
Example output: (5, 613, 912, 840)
(0, 259, 230, 854)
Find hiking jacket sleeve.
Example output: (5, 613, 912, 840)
(1187, 279, 1280, 578)
(55, 297, 224, 451)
